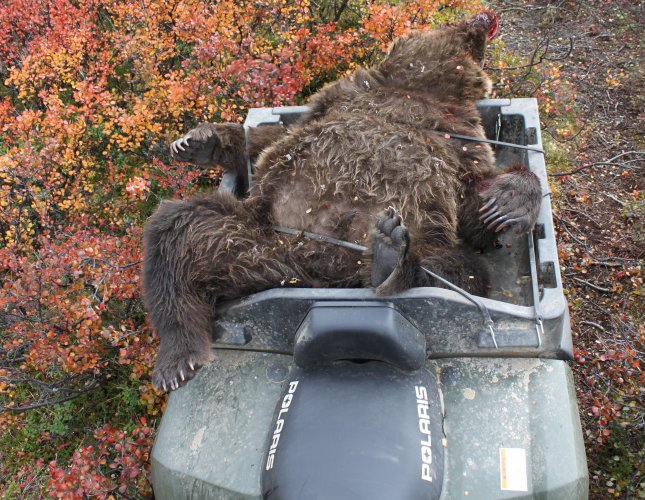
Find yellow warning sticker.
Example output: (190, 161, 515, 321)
(500, 448, 528, 492)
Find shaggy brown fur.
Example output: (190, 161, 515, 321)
(144, 11, 542, 391)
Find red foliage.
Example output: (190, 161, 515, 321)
(0, 0, 484, 495)
(47, 422, 154, 498)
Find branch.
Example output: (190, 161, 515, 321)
(604, 193, 625, 206)
(552, 213, 592, 250)
(0, 373, 103, 413)
(549, 151, 645, 177)
(486, 36, 573, 73)
(497, 2, 562, 14)
(486, 39, 548, 72)
(573, 277, 612, 293)
(550, 161, 642, 177)
(1, 383, 99, 412)
(580, 320, 607, 332)
(333, 0, 350, 23)
(561, 206, 602, 228)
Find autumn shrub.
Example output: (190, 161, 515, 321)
(1, 0, 488, 496)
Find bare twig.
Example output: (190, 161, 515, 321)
(580, 320, 607, 332)
(553, 213, 592, 250)
(487, 36, 573, 74)
(604, 193, 625, 206)
(1, 388, 98, 412)
(562, 207, 602, 228)
(333, 0, 350, 23)
(497, 2, 562, 14)
(550, 161, 642, 177)
(549, 151, 645, 177)
(590, 261, 626, 268)
(0, 372, 103, 413)
(573, 277, 612, 293)
(591, 255, 642, 265)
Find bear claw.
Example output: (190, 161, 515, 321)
(152, 349, 207, 392)
(479, 170, 541, 235)
(171, 137, 190, 154)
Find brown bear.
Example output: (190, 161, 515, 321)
(144, 11, 542, 391)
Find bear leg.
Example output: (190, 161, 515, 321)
(143, 191, 306, 391)
(373, 210, 490, 297)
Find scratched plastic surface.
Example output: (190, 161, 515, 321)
(152, 353, 588, 499)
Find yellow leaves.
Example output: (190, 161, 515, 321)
(166, 81, 190, 110)
(139, 380, 167, 415)
(7, 39, 87, 99)
(605, 69, 625, 88)
(110, 99, 162, 151)
(14, 109, 42, 132)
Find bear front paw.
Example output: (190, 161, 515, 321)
(479, 168, 542, 234)
(170, 123, 220, 166)
(152, 346, 212, 392)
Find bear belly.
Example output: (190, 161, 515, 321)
(271, 177, 372, 247)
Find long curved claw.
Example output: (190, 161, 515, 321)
(486, 214, 508, 230)
(482, 208, 501, 224)
(189, 361, 195, 371)
(177, 138, 190, 152)
(180, 370, 185, 381)
(171, 137, 190, 155)
(495, 217, 518, 233)
(162, 380, 167, 392)
(479, 197, 496, 212)
(480, 204, 499, 221)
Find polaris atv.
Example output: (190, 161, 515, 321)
(150, 99, 588, 499)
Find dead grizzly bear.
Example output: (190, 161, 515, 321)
(144, 11, 542, 391)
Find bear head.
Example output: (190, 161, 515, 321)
(377, 11, 499, 101)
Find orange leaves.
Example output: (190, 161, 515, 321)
(125, 176, 151, 201)
(605, 68, 625, 88)
(1, 226, 145, 379)
(4, 0, 110, 100)
(112, 100, 162, 152)
(362, 2, 412, 53)
(1, 0, 491, 495)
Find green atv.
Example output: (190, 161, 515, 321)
(151, 98, 588, 499)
